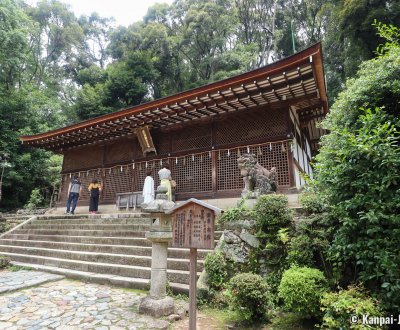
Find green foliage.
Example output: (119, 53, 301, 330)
(0, 255, 10, 269)
(287, 234, 314, 267)
(287, 214, 332, 273)
(7, 264, 32, 272)
(321, 286, 384, 330)
(314, 25, 400, 312)
(253, 194, 292, 235)
(25, 188, 44, 209)
(217, 205, 255, 226)
(270, 312, 314, 330)
(226, 273, 271, 322)
(0, 221, 11, 234)
(204, 251, 228, 290)
(299, 193, 326, 214)
(278, 266, 328, 318)
(322, 0, 400, 101)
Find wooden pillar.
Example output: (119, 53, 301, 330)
(189, 248, 197, 330)
(211, 151, 217, 196)
(101, 144, 106, 200)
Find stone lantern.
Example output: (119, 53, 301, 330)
(139, 194, 175, 317)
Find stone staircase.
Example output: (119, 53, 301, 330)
(0, 213, 217, 294)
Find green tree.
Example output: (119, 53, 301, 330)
(314, 23, 400, 312)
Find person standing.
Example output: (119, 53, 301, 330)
(66, 175, 82, 214)
(142, 169, 155, 204)
(158, 163, 172, 201)
(88, 179, 102, 214)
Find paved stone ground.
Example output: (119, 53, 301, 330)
(0, 270, 173, 330)
(0, 270, 63, 294)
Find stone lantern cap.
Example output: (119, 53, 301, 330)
(165, 198, 223, 215)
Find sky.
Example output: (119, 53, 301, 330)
(27, 0, 174, 26)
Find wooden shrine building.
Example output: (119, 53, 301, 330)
(20, 43, 328, 206)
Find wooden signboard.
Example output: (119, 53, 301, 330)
(136, 126, 157, 156)
(167, 198, 222, 330)
(171, 203, 215, 249)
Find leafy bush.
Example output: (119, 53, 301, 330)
(287, 214, 333, 273)
(0, 255, 10, 269)
(287, 234, 314, 267)
(226, 273, 271, 322)
(299, 193, 325, 214)
(204, 251, 228, 290)
(278, 266, 328, 318)
(253, 194, 292, 235)
(0, 221, 11, 234)
(25, 188, 44, 209)
(321, 286, 384, 330)
(217, 205, 255, 225)
(314, 23, 400, 312)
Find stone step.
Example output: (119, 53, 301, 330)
(36, 213, 151, 220)
(32, 218, 153, 225)
(2, 234, 152, 246)
(0, 239, 211, 259)
(23, 224, 152, 231)
(1, 252, 198, 285)
(0, 245, 204, 271)
(11, 229, 147, 237)
(10, 262, 189, 294)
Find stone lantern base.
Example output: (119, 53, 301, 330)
(139, 296, 175, 318)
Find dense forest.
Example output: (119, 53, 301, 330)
(0, 0, 399, 210)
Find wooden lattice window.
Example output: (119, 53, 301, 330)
(103, 166, 133, 200)
(215, 108, 287, 146)
(217, 149, 242, 191)
(59, 171, 102, 202)
(171, 126, 212, 153)
(256, 143, 290, 186)
(133, 158, 169, 192)
(173, 153, 212, 193)
(217, 142, 290, 191)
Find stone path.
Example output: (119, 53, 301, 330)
(0, 270, 175, 330)
(0, 270, 63, 294)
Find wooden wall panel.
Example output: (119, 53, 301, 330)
(104, 137, 135, 165)
(63, 145, 104, 172)
(214, 108, 287, 146)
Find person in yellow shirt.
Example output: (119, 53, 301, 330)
(88, 179, 102, 214)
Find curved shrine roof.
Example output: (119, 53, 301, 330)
(20, 43, 328, 152)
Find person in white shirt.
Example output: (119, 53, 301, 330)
(158, 163, 172, 201)
(142, 169, 155, 204)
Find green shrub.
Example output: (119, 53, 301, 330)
(287, 214, 333, 274)
(217, 205, 255, 225)
(226, 272, 271, 322)
(278, 266, 328, 318)
(299, 193, 326, 214)
(287, 234, 314, 267)
(254, 194, 292, 235)
(0, 255, 10, 269)
(0, 221, 11, 234)
(321, 286, 384, 329)
(25, 188, 44, 209)
(204, 251, 228, 290)
(314, 23, 400, 312)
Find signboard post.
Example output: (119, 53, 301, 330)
(167, 198, 222, 330)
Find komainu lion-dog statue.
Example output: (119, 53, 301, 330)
(237, 153, 277, 196)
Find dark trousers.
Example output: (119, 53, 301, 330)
(89, 195, 99, 212)
(66, 192, 79, 213)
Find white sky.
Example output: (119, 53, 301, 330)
(27, 0, 174, 26)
